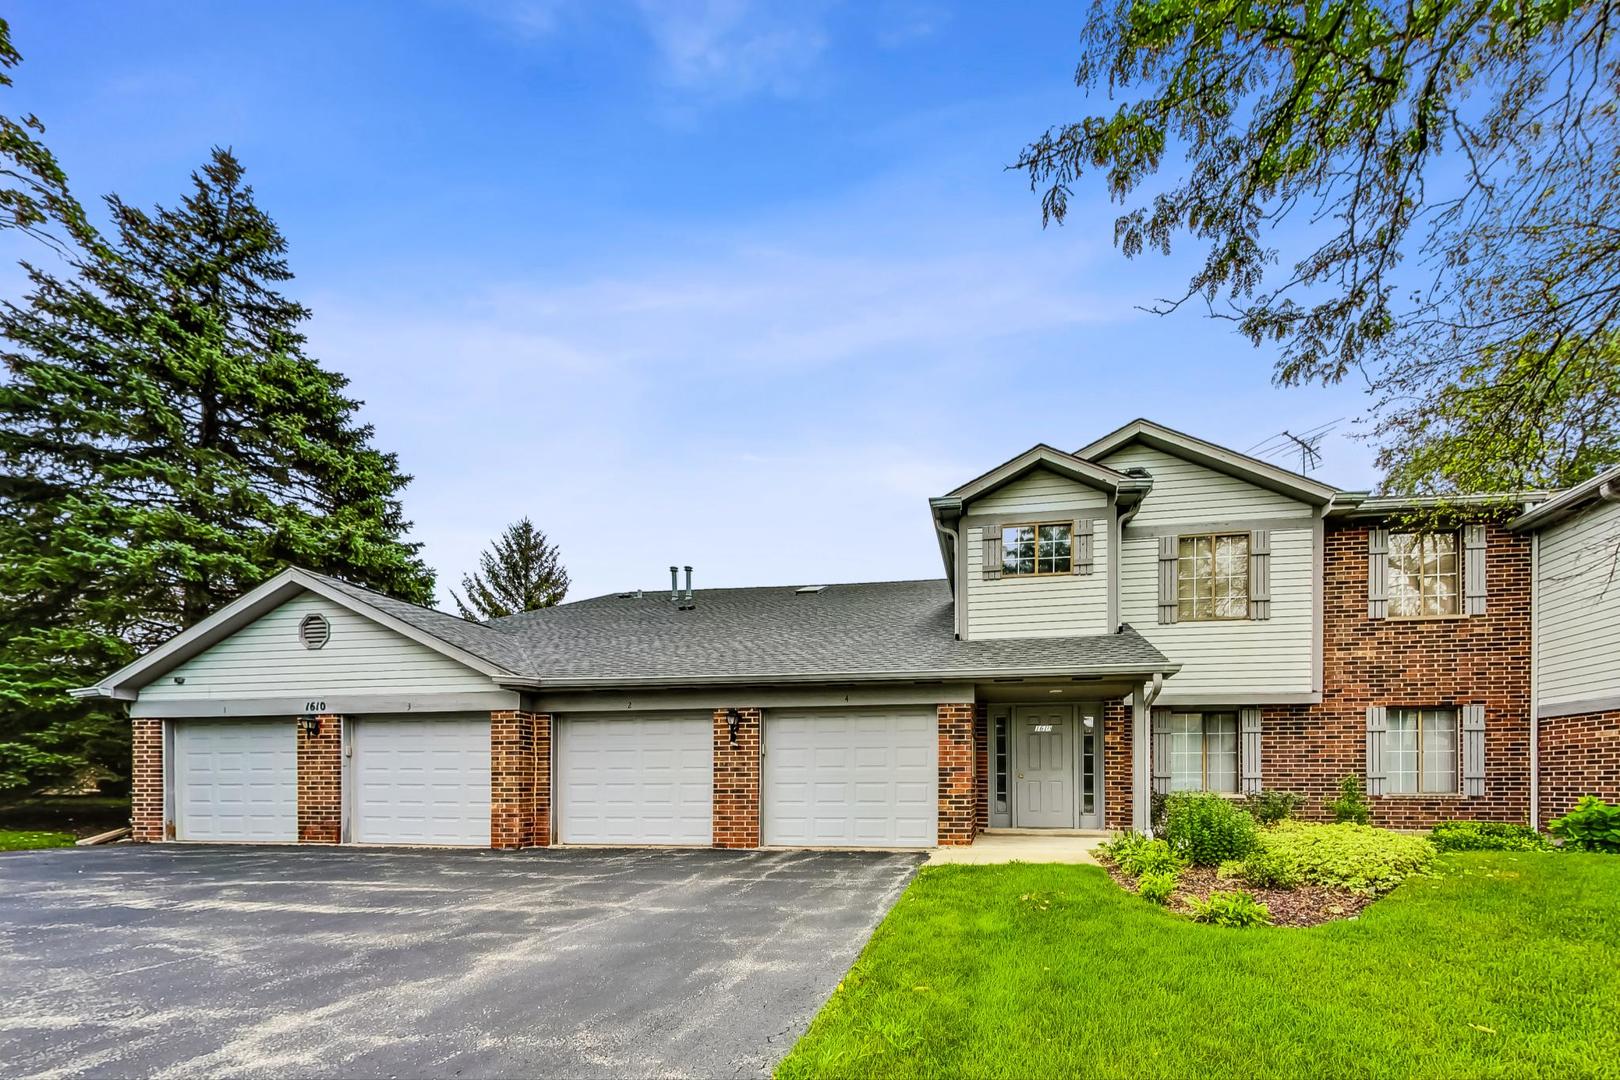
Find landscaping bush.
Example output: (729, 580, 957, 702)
(1187, 890, 1271, 927)
(1163, 793, 1260, 866)
(1257, 821, 1434, 894)
(1548, 796, 1620, 853)
(1245, 790, 1306, 825)
(1136, 871, 1178, 905)
(1239, 847, 1303, 889)
(1327, 775, 1371, 825)
(1430, 820, 1551, 852)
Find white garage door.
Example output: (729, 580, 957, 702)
(173, 720, 297, 842)
(352, 715, 490, 846)
(557, 715, 712, 845)
(764, 708, 937, 848)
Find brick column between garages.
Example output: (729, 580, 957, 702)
(713, 707, 761, 848)
(489, 710, 532, 849)
(131, 717, 165, 842)
(534, 712, 553, 847)
(297, 714, 342, 843)
(937, 703, 976, 845)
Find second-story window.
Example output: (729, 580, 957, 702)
(1001, 523, 1072, 576)
(1177, 533, 1249, 620)
(1388, 532, 1459, 617)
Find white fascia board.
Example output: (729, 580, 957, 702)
(76, 567, 515, 698)
(1078, 418, 1339, 506)
(524, 659, 1183, 691)
(946, 444, 1135, 503)
(1509, 467, 1620, 531)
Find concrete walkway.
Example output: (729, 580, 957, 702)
(926, 831, 1105, 866)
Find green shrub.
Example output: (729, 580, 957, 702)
(1430, 820, 1551, 852)
(1163, 793, 1260, 866)
(1245, 790, 1306, 825)
(1097, 832, 1184, 877)
(1136, 870, 1178, 905)
(1327, 775, 1371, 825)
(1187, 890, 1271, 927)
(1548, 796, 1620, 853)
(1240, 847, 1302, 889)
(1257, 821, 1434, 894)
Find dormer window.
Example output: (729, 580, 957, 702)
(1001, 522, 1072, 576)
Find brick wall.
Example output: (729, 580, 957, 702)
(1264, 521, 1533, 827)
(1102, 699, 1134, 830)
(938, 703, 976, 845)
(296, 715, 342, 843)
(131, 717, 164, 842)
(713, 707, 761, 848)
(1539, 709, 1620, 824)
(490, 710, 542, 850)
(973, 704, 989, 834)
(534, 712, 553, 846)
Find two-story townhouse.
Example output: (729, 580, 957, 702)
(77, 420, 1619, 849)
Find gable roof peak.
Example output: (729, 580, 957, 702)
(1076, 417, 1340, 506)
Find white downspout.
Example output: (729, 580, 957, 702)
(935, 522, 962, 638)
(1133, 672, 1164, 834)
(1529, 529, 1540, 830)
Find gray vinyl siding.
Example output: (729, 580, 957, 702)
(1098, 445, 1315, 526)
(137, 592, 494, 701)
(1536, 499, 1620, 711)
(963, 471, 1110, 639)
(1119, 527, 1315, 696)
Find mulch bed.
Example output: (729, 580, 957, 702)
(1100, 858, 1376, 927)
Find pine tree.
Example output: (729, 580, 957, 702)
(452, 518, 569, 620)
(0, 148, 435, 792)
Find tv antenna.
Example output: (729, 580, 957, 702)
(1246, 419, 1340, 474)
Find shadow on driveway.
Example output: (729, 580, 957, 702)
(0, 845, 921, 1079)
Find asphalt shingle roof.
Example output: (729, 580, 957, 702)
(479, 578, 1173, 684)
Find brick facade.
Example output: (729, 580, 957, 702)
(490, 710, 547, 850)
(296, 715, 342, 843)
(937, 703, 977, 845)
(131, 717, 165, 842)
(1538, 709, 1620, 825)
(712, 707, 761, 848)
(1262, 521, 1533, 827)
(1102, 699, 1134, 830)
(973, 704, 989, 834)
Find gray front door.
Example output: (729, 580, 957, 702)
(1013, 705, 1076, 828)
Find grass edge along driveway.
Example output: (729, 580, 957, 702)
(0, 830, 74, 851)
(778, 852, 1620, 1079)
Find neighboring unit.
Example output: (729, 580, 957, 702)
(77, 422, 1620, 849)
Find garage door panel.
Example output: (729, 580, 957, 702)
(353, 716, 490, 846)
(558, 715, 712, 845)
(174, 721, 297, 842)
(763, 708, 938, 849)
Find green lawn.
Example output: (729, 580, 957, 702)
(779, 853, 1620, 1079)
(0, 829, 75, 851)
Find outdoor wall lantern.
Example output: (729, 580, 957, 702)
(298, 715, 321, 737)
(725, 708, 741, 747)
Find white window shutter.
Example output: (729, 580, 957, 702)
(1464, 525, 1487, 615)
(1462, 704, 1486, 797)
(1157, 535, 1179, 624)
(1240, 707, 1262, 794)
(981, 528, 1001, 581)
(1150, 707, 1172, 794)
(1368, 528, 1389, 619)
(1073, 519, 1094, 575)
(1248, 530, 1271, 620)
(1365, 705, 1388, 795)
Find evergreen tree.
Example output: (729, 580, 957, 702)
(0, 148, 435, 792)
(452, 518, 569, 620)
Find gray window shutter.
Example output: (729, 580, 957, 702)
(1463, 525, 1487, 615)
(1240, 707, 1262, 794)
(1365, 705, 1388, 795)
(1157, 535, 1179, 624)
(1150, 707, 1172, 794)
(1368, 528, 1389, 619)
(1072, 519, 1094, 575)
(1461, 704, 1486, 797)
(1248, 530, 1271, 620)
(980, 527, 1001, 581)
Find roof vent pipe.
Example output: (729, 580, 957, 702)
(670, 565, 679, 603)
(683, 565, 693, 603)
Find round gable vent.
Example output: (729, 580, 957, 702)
(299, 612, 331, 650)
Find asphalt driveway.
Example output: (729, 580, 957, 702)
(0, 845, 922, 1079)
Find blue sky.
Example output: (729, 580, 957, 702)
(3, 1, 1378, 606)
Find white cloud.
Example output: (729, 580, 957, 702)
(634, 0, 831, 99)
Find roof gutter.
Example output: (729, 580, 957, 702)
(496, 660, 1182, 693)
